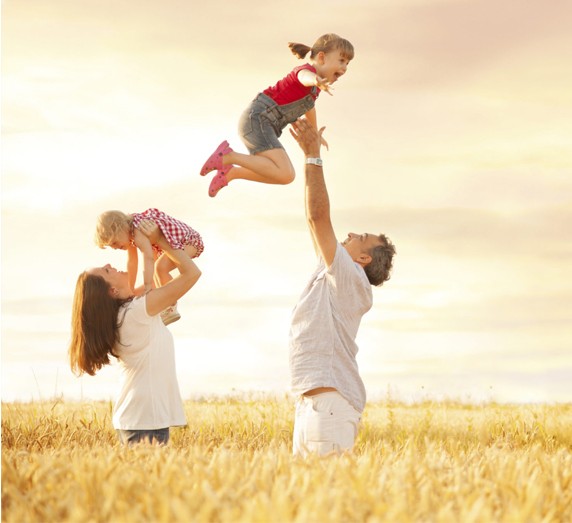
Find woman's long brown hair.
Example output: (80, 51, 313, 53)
(69, 272, 129, 376)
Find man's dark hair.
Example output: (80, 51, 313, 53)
(364, 234, 396, 286)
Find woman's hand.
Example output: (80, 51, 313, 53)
(138, 220, 161, 244)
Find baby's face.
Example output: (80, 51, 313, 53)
(108, 228, 130, 250)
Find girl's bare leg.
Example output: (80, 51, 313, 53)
(223, 148, 295, 185)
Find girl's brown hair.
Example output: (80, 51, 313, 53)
(69, 272, 130, 376)
(288, 33, 354, 61)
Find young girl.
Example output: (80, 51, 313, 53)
(95, 208, 204, 325)
(200, 33, 354, 197)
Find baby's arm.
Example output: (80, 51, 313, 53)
(133, 227, 155, 293)
(126, 244, 139, 292)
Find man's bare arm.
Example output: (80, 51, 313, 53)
(290, 118, 337, 266)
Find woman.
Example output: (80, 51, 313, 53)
(69, 220, 201, 445)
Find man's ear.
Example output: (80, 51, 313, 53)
(357, 253, 372, 266)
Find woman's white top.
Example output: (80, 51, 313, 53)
(112, 295, 186, 430)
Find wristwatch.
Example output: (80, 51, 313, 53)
(305, 157, 323, 166)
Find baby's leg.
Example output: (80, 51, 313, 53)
(155, 253, 176, 287)
(183, 244, 198, 259)
(225, 148, 295, 186)
(155, 253, 180, 322)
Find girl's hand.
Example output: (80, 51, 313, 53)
(321, 132, 330, 151)
(315, 76, 334, 96)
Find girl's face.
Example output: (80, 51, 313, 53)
(315, 49, 351, 84)
(108, 228, 130, 250)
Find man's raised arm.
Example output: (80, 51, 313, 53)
(289, 118, 338, 266)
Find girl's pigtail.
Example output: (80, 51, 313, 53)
(288, 42, 312, 59)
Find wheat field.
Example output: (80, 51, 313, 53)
(2, 396, 571, 523)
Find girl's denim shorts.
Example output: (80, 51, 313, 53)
(238, 92, 315, 155)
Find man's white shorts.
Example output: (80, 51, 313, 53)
(293, 390, 362, 457)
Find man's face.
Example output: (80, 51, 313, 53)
(341, 232, 382, 265)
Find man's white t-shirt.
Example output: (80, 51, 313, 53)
(112, 296, 186, 430)
(289, 243, 373, 412)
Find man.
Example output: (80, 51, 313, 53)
(288, 118, 396, 457)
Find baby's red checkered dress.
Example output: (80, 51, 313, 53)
(130, 208, 204, 257)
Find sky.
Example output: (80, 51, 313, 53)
(2, 0, 571, 404)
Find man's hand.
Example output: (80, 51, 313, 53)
(289, 118, 325, 156)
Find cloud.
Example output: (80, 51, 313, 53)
(372, 288, 572, 332)
(353, 0, 572, 88)
(335, 203, 572, 258)
(2, 0, 571, 403)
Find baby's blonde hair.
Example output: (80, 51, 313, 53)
(95, 210, 131, 249)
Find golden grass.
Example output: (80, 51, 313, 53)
(2, 397, 571, 522)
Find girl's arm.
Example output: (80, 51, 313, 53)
(126, 244, 139, 292)
(305, 107, 318, 129)
(132, 228, 155, 293)
(304, 108, 329, 150)
(297, 69, 333, 95)
(138, 221, 201, 316)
